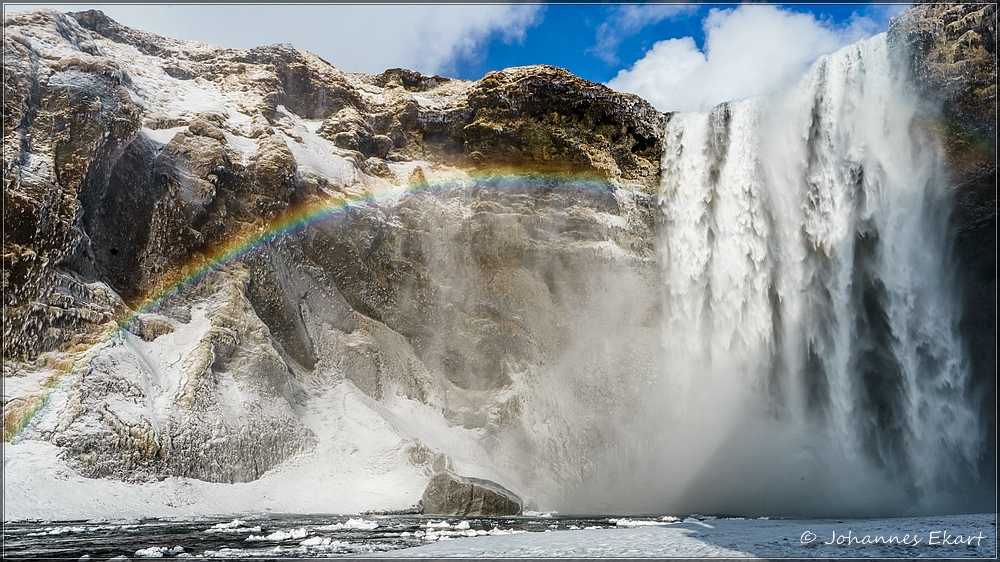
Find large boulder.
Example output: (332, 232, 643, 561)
(420, 471, 522, 516)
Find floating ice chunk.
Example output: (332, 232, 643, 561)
(313, 518, 378, 531)
(29, 525, 88, 536)
(134, 546, 167, 557)
(344, 518, 378, 530)
(245, 528, 309, 541)
(206, 519, 244, 531)
(454, 521, 470, 530)
(424, 520, 451, 529)
(299, 536, 332, 546)
(205, 519, 261, 534)
(610, 518, 665, 527)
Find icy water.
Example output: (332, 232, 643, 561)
(3, 514, 643, 559)
(4, 513, 996, 559)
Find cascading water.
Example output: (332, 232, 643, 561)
(649, 33, 985, 516)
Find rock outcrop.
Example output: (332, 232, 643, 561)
(44, 267, 312, 483)
(420, 471, 522, 516)
(464, 65, 666, 192)
(890, 2, 996, 183)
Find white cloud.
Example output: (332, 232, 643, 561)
(590, 4, 699, 65)
(606, 4, 879, 113)
(4, 4, 543, 76)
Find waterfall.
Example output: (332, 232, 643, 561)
(653, 33, 983, 516)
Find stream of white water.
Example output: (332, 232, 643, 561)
(651, 32, 981, 516)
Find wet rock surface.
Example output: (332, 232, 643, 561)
(891, 3, 996, 145)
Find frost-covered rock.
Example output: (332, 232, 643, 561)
(41, 266, 313, 483)
(420, 471, 522, 516)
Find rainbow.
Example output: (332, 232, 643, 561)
(4, 171, 621, 442)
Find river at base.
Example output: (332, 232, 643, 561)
(3, 513, 671, 559)
(4, 512, 997, 559)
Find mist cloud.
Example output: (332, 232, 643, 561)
(606, 4, 878, 112)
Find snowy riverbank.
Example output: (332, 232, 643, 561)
(379, 514, 998, 558)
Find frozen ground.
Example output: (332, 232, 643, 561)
(379, 513, 998, 558)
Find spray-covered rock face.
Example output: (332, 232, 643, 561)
(2, 5, 995, 518)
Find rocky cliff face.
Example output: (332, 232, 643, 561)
(3, 6, 995, 514)
(3, 9, 661, 502)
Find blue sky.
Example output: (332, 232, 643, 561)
(4, 3, 909, 112)
(449, 4, 903, 82)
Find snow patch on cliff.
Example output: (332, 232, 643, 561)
(3, 380, 430, 521)
(140, 126, 187, 145)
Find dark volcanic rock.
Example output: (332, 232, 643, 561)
(890, 2, 997, 183)
(420, 471, 522, 516)
(465, 65, 666, 192)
